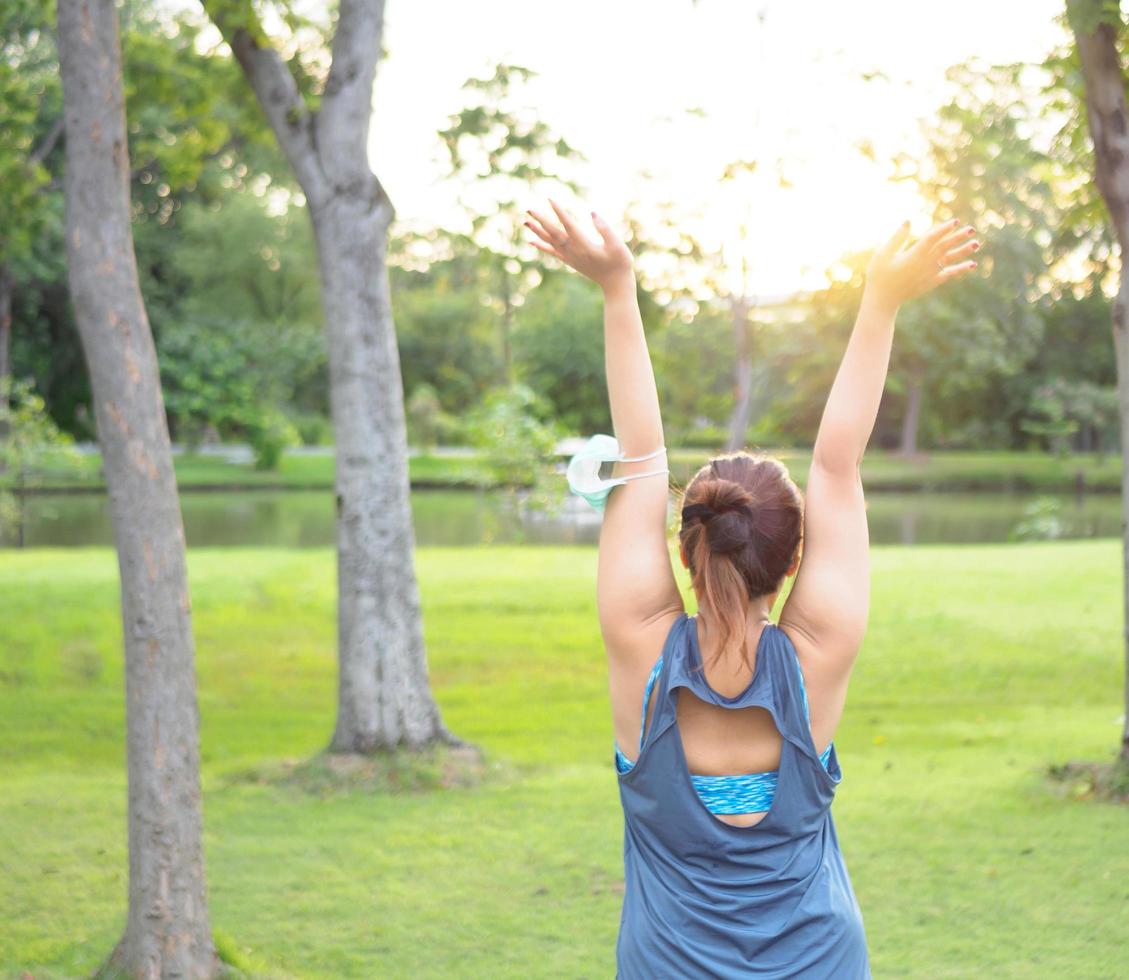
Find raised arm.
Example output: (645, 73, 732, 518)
(525, 200, 682, 651)
(780, 217, 981, 667)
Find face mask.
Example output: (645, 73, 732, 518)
(566, 434, 668, 512)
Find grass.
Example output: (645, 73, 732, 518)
(0, 541, 1126, 978)
(5, 446, 1124, 494)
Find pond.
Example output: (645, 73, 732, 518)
(1, 487, 1122, 548)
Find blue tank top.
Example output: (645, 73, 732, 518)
(614, 640, 834, 813)
(615, 612, 871, 978)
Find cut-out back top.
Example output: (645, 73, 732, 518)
(614, 612, 870, 978)
(614, 622, 834, 813)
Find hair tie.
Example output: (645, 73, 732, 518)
(681, 502, 716, 524)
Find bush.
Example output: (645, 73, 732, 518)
(291, 411, 333, 447)
(243, 409, 300, 471)
(463, 384, 563, 490)
(407, 383, 442, 451)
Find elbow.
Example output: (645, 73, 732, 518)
(811, 445, 862, 478)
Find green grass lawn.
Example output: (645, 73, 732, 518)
(6, 446, 1124, 494)
(1, 541, 1126, 978)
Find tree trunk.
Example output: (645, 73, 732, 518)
(1067, 0, 1129, 763)
(1113, 275, 1129, 764)
(899, 373, 923, 456)
(211, 0, 464, 753)
(56, 0, 220, 974)
(725, 296, 753, 452)
(310, 196, 461, 750)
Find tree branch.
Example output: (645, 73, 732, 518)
(29, 116, 64, 168)
(1070, 2, 1129, 250)
(203, 2, 327, 203)
(314, 0, 392, 211)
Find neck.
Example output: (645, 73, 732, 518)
(695, 600, 776, 639)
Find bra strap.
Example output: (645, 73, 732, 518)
(638, 654, 665, 751)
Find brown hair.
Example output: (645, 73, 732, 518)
(677, 451, 804, 672)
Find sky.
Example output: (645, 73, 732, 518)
(367, 0, 1072, 298)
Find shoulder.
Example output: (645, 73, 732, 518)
(776, 614, 861, 686)
(602, 604, 686, 672)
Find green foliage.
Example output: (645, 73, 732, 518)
(123, 6, 290, 220)
(390, 253, 501, 416)
(406, 383, 443, 451)
(1064, 0, 1126, 37)
(1016, 378, 1119, 456)
(437, 61, 586, 384)
(511, 273, 609, 433)
(1041, 5, 1127, 286)
(1008, 496, 1066, 541)
(0, 1, 60, 267)
(144, 190, 327, 447)
(243, 407, 299, 470)
(290, 410, 333, 447)
(156, 313, 313, 464)
(0, 377, 83, 545)
(463, 383, 564, 493)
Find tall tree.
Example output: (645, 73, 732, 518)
(715, 155, 797, 452)
(203, 0, 463, 752)
(885, 59, 1058, 455)
(1064, 0, 1129, 764)
(56, 0, 221, 973)
(438, 61, 584, 386)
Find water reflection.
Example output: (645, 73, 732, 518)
(2, 488, 1122, 549)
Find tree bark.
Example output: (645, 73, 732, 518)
(57, 0, 220, 974)
(898, 373, 923, 456)
(1067, 0, 1129, 763)
(725, 296, 753, 452)
(210, 0, 463, 752)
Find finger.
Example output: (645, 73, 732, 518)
(913, 216, 964, 254)
(527, 237, 565, 262)
(527, 208, 566, 244)
(938, 236, 980, 265)
(590, 209, 617, 246)
(931, 223, 977, 256)
(523, 218, 557, 246)
(549, 198, 582, 237)
(939, 258, 978, 279)
(879, 220, 912, 257)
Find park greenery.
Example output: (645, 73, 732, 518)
(4, 0, 1129, 976)
(1, 542, 1125, 976)
(0, 5, 1123, 466)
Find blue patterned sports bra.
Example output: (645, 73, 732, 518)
(615, 641, 834, 814)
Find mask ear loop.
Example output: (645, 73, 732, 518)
(605, 445, 668, 482)
(617, 445, 667, 463)
(617, 467, 669, 482)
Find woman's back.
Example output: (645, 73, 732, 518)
(615, 612, 870, 979)
(527, 202, 978, 976)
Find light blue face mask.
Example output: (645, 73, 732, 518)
(565, 434, 669, 512)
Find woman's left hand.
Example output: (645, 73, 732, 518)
(524, 199, 634, 293)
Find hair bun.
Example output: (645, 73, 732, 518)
(702, 477, 755, 516)
(680, 502, 716, 524)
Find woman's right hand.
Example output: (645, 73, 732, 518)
(524, 199, 635, 294)
(865, 217, 981, 309)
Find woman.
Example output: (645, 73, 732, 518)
(525, 201, 980, 978)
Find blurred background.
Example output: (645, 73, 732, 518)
(1, 0, 1122, 552)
